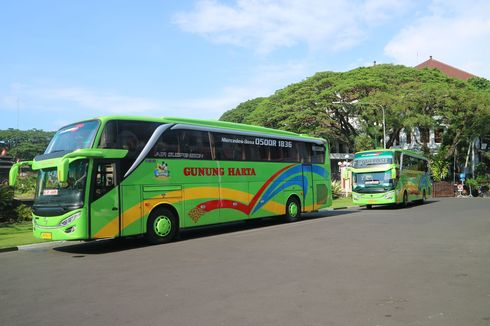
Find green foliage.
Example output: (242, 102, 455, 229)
(465, 178, 478, 188)
(0, 128, 54, 160)
(15, 174, 37, 196)
(0, 185, 14, 211)
(429, 149, 450, 182)
(474, 162, 488, 177)
(220, 64, 490, 161)
(220, 98, 265, 123)
(0, 184, 33, 223)
(354, 134, 375, 152)
(331, 180, 344, 199)
(14, 204, 33, 221)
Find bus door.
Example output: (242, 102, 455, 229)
(302, 163, 315, 212)
(89, 160, 120, 239)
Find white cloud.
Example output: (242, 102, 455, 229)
(174, 0, 413, 54)
(0, 60, 312, 130)
(384, 0, 490, 78)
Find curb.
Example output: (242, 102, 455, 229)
(0, 246, 18, 253)
(0, 240, 66, 253)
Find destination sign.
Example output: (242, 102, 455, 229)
(353, 157, 392, 168)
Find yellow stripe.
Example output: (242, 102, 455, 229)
(95, 185, 302, 237)
(262, 201, 284, 215)
(219, 188, 251, 203)
(121, 204, 144, 230)
(182, 186, 219, 200)
(94, 217, 119, 239)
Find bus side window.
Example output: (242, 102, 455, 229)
(395, 152, 402, 166)
(180, 130, 211, 160)
(401, 155, 410, 170)
(312, 144, 325, 164)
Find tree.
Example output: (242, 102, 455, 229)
(220, 64, 490, 161)
(0, 129, 54, 160)
(220, 97, 265, 124)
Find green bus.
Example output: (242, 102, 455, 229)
(9, 116, 332, 244)
(350, 149, 432, 208)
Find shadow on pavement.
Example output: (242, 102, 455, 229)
(362, 199, 438, 210)
(53, 209, 360, 255)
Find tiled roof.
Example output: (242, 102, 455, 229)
(415, 56, 477, 80)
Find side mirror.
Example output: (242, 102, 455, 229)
(57, 158, 70, 183)
(9, 164, 19, 186)
(9, 161, 33, 187)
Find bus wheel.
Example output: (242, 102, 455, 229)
(402, 191, 408, 208)
(422, 190, 426, 203)
(145, 207, 178, 245)
(366, 204, 372, 209)
(285, 197, 301, 222)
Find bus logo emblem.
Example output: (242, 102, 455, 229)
(154, 161, 170, 178)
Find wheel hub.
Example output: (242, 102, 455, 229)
(154, 216, 171, 237)
(289, 202, 298, 217)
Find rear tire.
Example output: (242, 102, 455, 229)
(285, 197, 301, 222)
(145, 207, 178, 245)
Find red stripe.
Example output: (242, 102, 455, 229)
(190, 164, 296, 218)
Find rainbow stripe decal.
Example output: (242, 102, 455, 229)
(188, 164, 327, 222)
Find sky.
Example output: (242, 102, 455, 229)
(1, 0, 490, 131)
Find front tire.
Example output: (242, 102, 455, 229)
(366, 204, 373, 209)
(145, 207, 178, 245)
(419, 190, 426, 204)
(401, 191, 409, 208)
(285, 197, 301, 222)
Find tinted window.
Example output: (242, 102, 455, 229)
(99, 120, 160, 157)
(98, 120, 160, 174)
(311, 144, 325, 164)
(211, 132, 316, 163)
(151, 129, 211, 160)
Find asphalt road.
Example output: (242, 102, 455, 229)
(1, 198, 489, 326)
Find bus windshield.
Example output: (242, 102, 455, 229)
(45, 120, 99, 154)
(353, 170, 395, 192)
(34, 160, 88, 208)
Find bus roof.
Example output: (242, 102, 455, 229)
(354, 148, 427, 159)
(89, 115, 326, 143)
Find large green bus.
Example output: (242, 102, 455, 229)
(350, 149, 432, 208)
(9, 116, 332, 244)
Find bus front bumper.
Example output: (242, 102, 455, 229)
(32, 209, 88, 241)
(352, 191, 397, 206)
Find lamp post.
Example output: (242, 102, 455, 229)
(381, 105, 386, 149)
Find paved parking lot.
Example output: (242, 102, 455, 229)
(1, 198, 489, 326)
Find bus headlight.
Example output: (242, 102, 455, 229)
(384, 192, 394, 200)
(59, 212, 81, 227)
(352, 193, 360, 200)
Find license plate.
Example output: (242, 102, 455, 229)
(368, 200, 376, 204)
(40, 232, 52, 240)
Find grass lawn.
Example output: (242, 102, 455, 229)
(331, 196, 354, 209)
(0, 222, 50, 249)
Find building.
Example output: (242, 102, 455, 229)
(415, 56, 477, 80)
